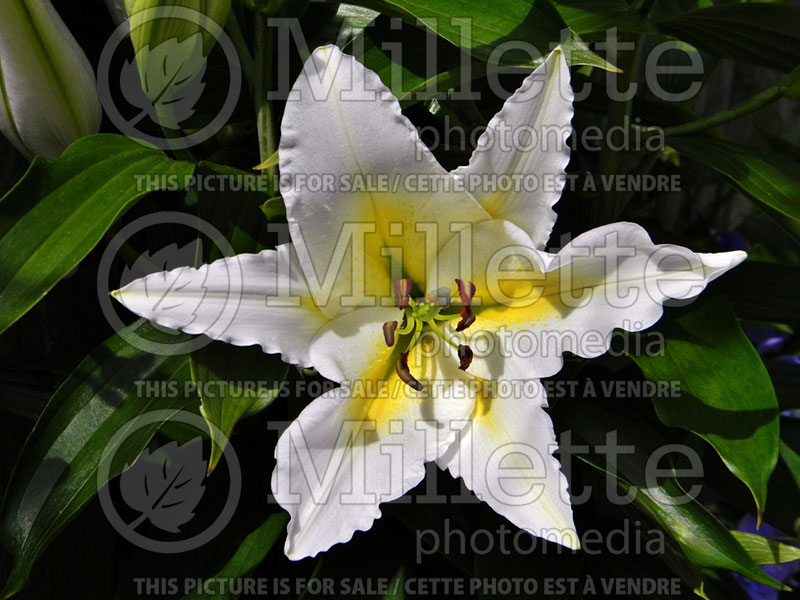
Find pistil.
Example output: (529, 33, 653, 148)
(383, 278, 477, 389)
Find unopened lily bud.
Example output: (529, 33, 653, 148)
(103, 0, 130, 28)
(0, 0, 102, 158)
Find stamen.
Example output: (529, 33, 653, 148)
(456, 309, 476, 332)
(432, 312, 461, 321)
(394, 279, 412, 310)
(396, 352, 423, 391)
(455, 278, 476, 304)
(428, 319, 458, 351)
(382, 321, 397, 347)
(387, 279, 479, 385)
(455, 278, 477, 332)
(457, 345, 473, 371)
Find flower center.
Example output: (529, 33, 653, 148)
(383, 278, 477, 390)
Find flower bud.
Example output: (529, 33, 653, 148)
(103, 0, 130, 28)
(0, 0, 102, 158)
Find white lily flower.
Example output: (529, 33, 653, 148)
(112, 45, 745, 559)
(0, 0, 102, 159)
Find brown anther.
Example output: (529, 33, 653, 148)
(455, 279, 477, 332)
(457, 344, 473, 371)
(394, 279, 412, 310)
(383, 321, 398, 347)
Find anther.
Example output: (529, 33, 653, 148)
(457, 344, 473, 370)
(394, 279, 412, 310)
(383, 321, 397, 347)
(455, 278, 476, 332)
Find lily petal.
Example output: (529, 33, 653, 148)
(112, 244, 329, 366)
(434, 219, 746, 379)
(438, 357, 578, 549)
(273, 308, 476, 559)
(452, 48, 572, 248)
(279, 45, 490, 315)
(427, 218, 543, 308)
(308, 306, 400, 384)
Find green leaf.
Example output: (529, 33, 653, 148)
(730, 531, 800, 566)
(696, 571, 754, 600)
(657, 4, 800, 72)
(781, 65, 800, 99)
(254, 150, 279, 171)
(780, 419, 800, 495)
(260, 196, 286, 219)
(0, 134, 194, 335)
(552, 0, 653, 36)
(560, 30, 621, 73)
(193, 161, 274, 258)
(628, 297, 779, 519)
(181, 512, 288, 600)
(0, 321, 195, 599)
(350, 12, 615, 112)
(708, 441, 800, 539)
(348, 14, 469, 105)
(383, 567, 405, 600)
(190, 342, 286, 473)
(352, 0, 618, 70)
(779, 442, 800, 500)
(670, 135, 800, 240)
(558, 400, 785, 590)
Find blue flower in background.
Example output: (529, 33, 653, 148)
(713, 229, 749, 252)
(746, 328, 791, 357)
(743, 328, 799, 419)
(735, 515, 799, 599)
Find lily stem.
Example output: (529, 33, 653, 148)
(225, 11, 256, 93)
(255, 13, 277, 179)
(161, 126, 194, 162)
(652, 84, 786, 138)
(594, 31, 645, 226)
